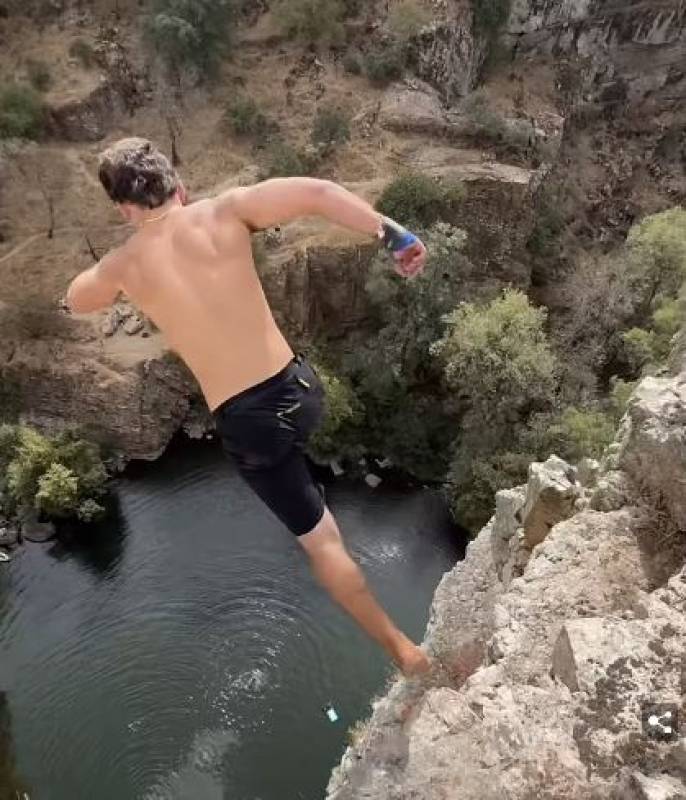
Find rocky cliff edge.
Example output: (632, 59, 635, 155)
(326, 358, 686, 799)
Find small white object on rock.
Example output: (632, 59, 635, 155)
(330, 459, 345, 477)
(365, 473, 382, 489)
(123, 314, 145, 336)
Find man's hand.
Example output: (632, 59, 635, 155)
(393, 238, 427, 279)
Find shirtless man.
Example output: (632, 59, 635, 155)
(67, 138, 430, 676)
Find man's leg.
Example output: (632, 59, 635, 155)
(298, 507, 430, 676)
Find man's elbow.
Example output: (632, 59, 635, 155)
(66, 282, 96, 315)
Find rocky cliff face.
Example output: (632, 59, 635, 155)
(508, 0, 686, 104)
(326, 359, 686, 800)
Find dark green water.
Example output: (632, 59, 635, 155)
(0, 441, 461, 800)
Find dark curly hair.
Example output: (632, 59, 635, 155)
(98, 137, 179, 209)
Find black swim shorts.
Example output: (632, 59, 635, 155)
(213, 356, 326, 536)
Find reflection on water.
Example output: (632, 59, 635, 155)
(0, 440, 463, 800)
(0, 693, 29, 800)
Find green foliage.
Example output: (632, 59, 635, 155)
(341, 223, 468, 479)
(2, 425, 107, 522)
(147, 0, 235, 78)
(273, 0, 345, 46)
(376, 172, 464, 229)
(225, 96, 277, 143)
(0, 83, 44, 139)
(622, 327, 658, 373)
(433, 289, 557, 420)
(527, 197, 565, 257)
(35, 463, 79, 518)
(311, 106, 351, 152)
(26, 59, 52, 92)
(308, 364, 363, 462)
(262, 140, 316, 178)
(69, 38, 97, 68)
(472, 0, 512, 37)
(553, 407, 615, 462)
(627, 207, 686, 303)
(387, 0, 431, 41)
(363, 42, 406, 85)
(342, 50, 363, 75)
(435, 290, 558, 529)
(610, 378, 636, 421)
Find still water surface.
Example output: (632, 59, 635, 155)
(0, 441, 462, 800)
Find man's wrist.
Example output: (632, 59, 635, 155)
(377, 216, 419, 253)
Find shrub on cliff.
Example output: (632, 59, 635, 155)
(627, 207, 686, 306)
(3, 426, 107, 522)
(472, 0, 511, 37)
(147, 0, 235, 78)
(311, 106, 351, 153)
(387, 0, 431, 41)
(308, 364, 363, 462)
(377, 173, 465, 229)
(273, 0, 346, 46)
(224, 96, 277, 144)
(363, 42, 406, 85)
(0, 84, 44, 139)
(262, 140, 317, 178)
(434, 290, 558, 528)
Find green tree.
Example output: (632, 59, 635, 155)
(387, 0, 431, 41)
(377, 173, 464, 229)
(311, 106, 351, 153)
(308, 364, 362, 462)
(433, 289, 557, 421)
(147, 0, 235, 78)
(627, 207, 686, 306)
(0, 83, 44, 139)
(35, 463, 80, 518)
(434, 290, 558, 529)
(472, 0, 512, 37)
(273, 0, 345, 46)
(3, 426, 107, 522)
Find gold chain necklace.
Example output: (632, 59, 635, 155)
(141, 206, 175, 226)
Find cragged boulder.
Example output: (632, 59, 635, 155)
(618, 375, 686, 529)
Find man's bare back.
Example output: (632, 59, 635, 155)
(105, 198, 293, 410)
(67, 138, 431, 676)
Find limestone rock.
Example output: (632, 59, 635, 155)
(0, 525, 19, 548)
(618, 770, 686, 800)
(378, 80, 450, 137)
(364, 473, 382, 489)
(491, 485, 526, 582)
(589, 470, 633, 512)
(552, 617, 665, 694)
(577, 458, 601, 489)
(123, 314, 144, 336)
(521, 455, 580, 549)
(21, 516, 56, 543)
(618, 375, 686, 529)
(100, 308, 121, 337)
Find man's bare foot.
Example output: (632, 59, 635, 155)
(394, 641, 431, 677)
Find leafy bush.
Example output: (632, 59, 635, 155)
(69, 38, 96, 68)
(472, 0, 511, 37)
(627, 207, 686, 305)
(610, 378, 636, 421)
(311, 106, 350, 152)
(622, 327, 658, 374)
(26, 59, 52, 92)
(225, 96, 276, 143)
(363, 42, 406, 85)
(433, 289, 557, 420)
(273, 0, 345, 46)
(376, 172, 464, 228)
(0, 84, 44, 139)
(262, 140, 316, 178)
(553, 407, 616, 462)
(342, 50, 362, 75)
(308, 364, 362, 462)
(3, 426, 107, 522)
(387, 0, 431, 41)
(147, 0, 235, 77)
(527, 197, 565, 256)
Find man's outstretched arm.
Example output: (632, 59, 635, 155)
(222, 178, 426, 277)
(66, 250, 122, 314)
